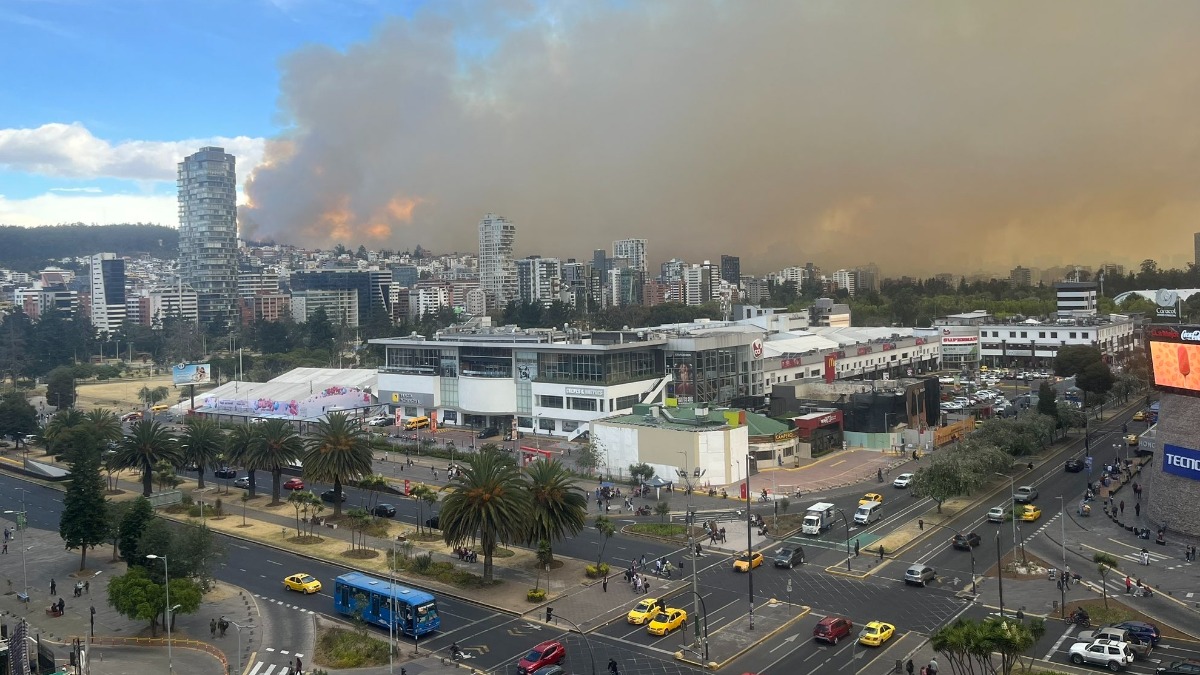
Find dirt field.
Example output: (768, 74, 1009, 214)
(74, 374, 183, 411)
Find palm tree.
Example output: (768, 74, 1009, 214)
(82, 409, 123, 447)
(180, 418, 225, 489)
(439, 448, 531, 583)
(302, 413, 373, 517)
(248, 419, 304, 505)
(224, 424, 260, 498)
(524, 459, 587, 563)
(358, 474, 389, 514)
(43, 408, 85, 455)
(112, 420, 181, 497)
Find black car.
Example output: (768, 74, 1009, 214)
(321, 489, 348, 503)
(373, 503, 397, 518)
(1064, 459, 1085, 473)
(214, 467, 237, 479)
(425, 516, 440, 530)
(1112, 620, 1160, 646)
(478, 426, 499, 439)
(952, 532, 982, 550)
(773, 547, 805, 568)
(1156, 660, 1200, 675)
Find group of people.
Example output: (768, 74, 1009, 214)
(47, 597, 66, 617)
(1124, 574, 1154, 597)
(704, 522, 728, 544)
(72, 580, 89, 597)
(210, 616, 231, 638)
(453, 547, 479, 563)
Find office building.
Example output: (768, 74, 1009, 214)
(831, 269, 857, 296)
(720, 255, 741, 285)
(516, 256, 562, 308)
(478, 213, 517, 309)
(1009, 266, 1034, 288)
(681, 264, 713, 306)
(289, 268, 392, 324)
(612, 239, 648, 274)
(292, 289, 360, 326)
(1055, 282, 1098, 315)
(391, 265, 419, 289)
(89, 253, 126, 335)
(177, 147, 239, 328)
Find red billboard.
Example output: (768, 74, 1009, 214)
(1148, 325, 1200, 397)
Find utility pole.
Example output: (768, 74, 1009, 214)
(745, 452, 754, 630)
(676, 455, 707, 659)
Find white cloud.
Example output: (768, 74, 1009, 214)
(49, 186, 102, 193)
(0, 192, 178, 227)
(0, 123, 266, 182)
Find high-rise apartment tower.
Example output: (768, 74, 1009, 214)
(479, 213, 517, 308)
(178, 147, 239, 328)
(89, 252, 126, 335)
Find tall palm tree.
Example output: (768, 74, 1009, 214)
(248, 419, 304, 505)
(224, 424, 260, 498)
(43, 408, 86, 455)
(112, 420, 181, 497)
(180, 418, 225, 489)
(82, 409, 123, 447)
(440, 448, 531, 583)
(302, 413, 373, 517)
(524, 459, 587, 563)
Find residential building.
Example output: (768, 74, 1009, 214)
(292, 289, 359, 326)
(239, 293, 291, 324)
(1009, 266, 1034, 288)
(139, 287, 200, 328)
(612, 239, 648, 274)
(405, 281, 455, 320)
(1055, 281, 1098, 315)
(177, 146, 239, 328)
(561, 261, 589, 309)
(237, 267, 280, 297)
(89, 253, 126, 335)
(642, 280, 669, 306)
(16, 284, 77, 320)
(831, 269, 857, 296)
(809, 298, 851, 327)
(681, 264, 712, 306)
(742, 277, 769, 304)
(289, 268, 391, 324)
(516, 256, 562, 307)
(720, 255, 740, 285)
(607, 268, 643, 307)
(478, 213, 517, 309)
(390, 264, 419, 288)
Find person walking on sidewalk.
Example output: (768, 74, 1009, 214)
(1125, 575, 1133, 594)
(602, 574, 608, 592)
(928, 657, 939, 675)
(1119, 500, 1124, 515)
(1135, 502, 1141, 518)
(50, 579, 56, 596)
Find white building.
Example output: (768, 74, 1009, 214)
(178, 147, 239, 328)
(1055, 282, 1098, 315)
(516, 256, 562, 307)
(832, 269, 857, 296)
(406, 283, 453, 320)
(682, 265, 712, 306)
(143, 287, 199, 327)
(761, 327, 941, 390)
(478, 213, 517, 309)
(612, 239, 648, 274)
(977, 315, 1135, 367)
(89, 253, 126, 335)
(292, 289, 359, 327)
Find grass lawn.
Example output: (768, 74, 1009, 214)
(314, 625, 391, 669)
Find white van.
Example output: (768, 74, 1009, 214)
(854, 501, 882, 525)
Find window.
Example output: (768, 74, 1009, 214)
(1051, 332, 1058, 339)
(404, 406, 417, 416)
(460, 347, 512, 378)
(1020, 332, 1027, 338)
(1009, 331, 1016, 338)
(568, 397, 598, 411)
(614, 394, 640, 410)
(562, 420, 579, 432)
(1082, 332, 1090, 339)
(538, 418, 555, 432)
(538, 395, 564, 409)
(1039, 332, 1045, 338)
(1069, 332, 1077, 339)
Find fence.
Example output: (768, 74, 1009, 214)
(72, 635, 229, 674)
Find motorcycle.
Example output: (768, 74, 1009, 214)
(1064, 612, 1091, 628)
(634, 506, 651, 516)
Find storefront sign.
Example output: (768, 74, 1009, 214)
(565, 387, 604, 397)
(1163, 444, 1200, 481)
(388, 391, 435, 407)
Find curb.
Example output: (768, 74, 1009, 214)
(675, 603, 812, 670)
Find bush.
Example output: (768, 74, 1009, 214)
(410, 553, 434, 573)
(585, 563, 611, 579)
(527, 588, 547, 602)
(627, 523, 687, 538)
(181, 494, 194, 507)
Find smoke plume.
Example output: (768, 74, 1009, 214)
(240, 1, 1200, 275)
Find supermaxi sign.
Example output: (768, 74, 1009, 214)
(1162, 444, 1200, 481)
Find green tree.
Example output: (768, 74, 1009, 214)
(439, 448, 531, 583)
(113, 420, 181, 497)
(629, 462, 655, 484)
(59, 432, 109, 570)
(1094, 552, 1119, 609)
(574, 440, 606, 476)
(224, 424, 261, 498)
(45, 365, 77, 409)
(302, 412, 373, 516)
(105, 500, 131, 562)
(409, 484, 435, 535)
(358, 474, 389, 514)
(118, 497, 154, 562)
(594, 515, 616, 567)
(1036, 381, 1058, 419)
(345, 507, 371, 550)
(524, 459, 587, 563)
(43, 408, 84, 455)
(107, 567, 166, 636)
(137, 386, 171, 408)
(0, 392, 38, 447)
(179, 418, 225, 490)
(1076, 361, 1116, 417)
(288, 489, 322, 536)
(171, 522, 224, 592)
(654, 501, 671, 522)
(82, 408, 123, 446)
(249, 419, 304, 505)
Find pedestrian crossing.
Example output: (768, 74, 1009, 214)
(253, 593, 318, 614)
(246, 650, 305, 675)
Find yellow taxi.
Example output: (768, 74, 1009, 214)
(858, 621, 896, 647)
(1125, 434, 1139, 446)
(1018, 505, 1042, 522)
(283, 573, 322, 594)
(1132, 411, 1146, 422)
(627, 598, 664, 625)
(647, 608, 687, 636)
(859, 493, 884, 506)
(733, 550, 764, 572)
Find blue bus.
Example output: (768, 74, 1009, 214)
(333, 572, 440, 636)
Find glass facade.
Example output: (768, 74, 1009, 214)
(460, 347, 513, 378)
(537, 349, 660, 385)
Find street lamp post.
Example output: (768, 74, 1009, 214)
(744, 452, 754, 630)
(833, 508, 852, 571)
(676, 455, 706, 657)
(146, 555, 173, 673)
(229, 620, 252, 675)
(5, 488, 30, 602)
(995, 472, 1023, 563)
(995, 530, 1005, 619)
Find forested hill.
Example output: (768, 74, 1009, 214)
(0, 223, 178, 271)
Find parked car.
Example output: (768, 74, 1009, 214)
(1110, 621, 1160, 646)
(425, 516, 440, 530)
(516, 640, 565, 675)
(904, 564, 936, 586)
(813, 616, 854, 644)
(372, 503, 397, 518)
(892, 473, 914, 489)
(1065, 459, 1086, 473)
(321, 489, 347, 503)
(478, 426, 500, 439)
(952, 532, 981, 550)
(773, 547, 805, 568)
(233, 477, 251, 489)
(283, 477, 305, 490)
(214, 467, 237, 479)
(367, 416, 392, 427)
(1013, 486, 1038, 503)
(1155, 660, 1200, 675)
(1068, 639, 1134, 671)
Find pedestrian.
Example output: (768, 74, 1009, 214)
(84, 580, 89, 594)
(643, 579, 650, 595)
(603, 575, 608, 593)
(918, 519, 924, 531)
(211, 618, 218, 638)
(879, 545, 886, 560)
(695, 543, 702, 557)
(1141, 549, 1150, 566)
(295, 656, 302, 675)
(906, 659, 915, 675)
(854, 539, 860, 557)
(2, 543, 6, 555)
(640, 554, 646, 569)
(1125, 575, 1132, 594)
(928, 658, 939, 675)
(634, 576, 642, 594)
(608, 658, 620, 675)
(1135, 502, 1141, 518)
(50, 578, 56, 596)
(1119, 500, 1124, 515)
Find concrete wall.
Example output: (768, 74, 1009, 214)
(1143, 393, 1200, 538)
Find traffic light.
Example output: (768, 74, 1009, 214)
(545, 607, 554, 622)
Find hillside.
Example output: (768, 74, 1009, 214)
(0, 223, 179, 271)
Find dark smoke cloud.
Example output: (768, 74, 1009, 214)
(240, 1, 1200, 276)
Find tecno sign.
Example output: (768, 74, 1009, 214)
(1163, 444, 1200, 481)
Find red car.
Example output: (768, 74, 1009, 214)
(517, 640, 565, 674)
(813, 616, 854, 644)
(283, 477, 305, 490)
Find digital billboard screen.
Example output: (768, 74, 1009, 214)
(172, 363, 212, 386)
(1147, 325, 1200, 397)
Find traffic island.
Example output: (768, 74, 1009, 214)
(673, 598, 809, 670)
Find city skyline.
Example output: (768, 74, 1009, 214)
(4, 3, 1200, 276)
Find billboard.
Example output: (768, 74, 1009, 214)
(667, 352, 696, 404)
(172, 362, 211, 385)
(1147, 325, 1200, 396)
(1162, 444, 1200, 481)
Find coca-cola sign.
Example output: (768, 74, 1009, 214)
(1183, 330, 1200, 342)
(818, 413, 838, 425)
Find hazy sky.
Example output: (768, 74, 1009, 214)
(6, 1, 1200, 275)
